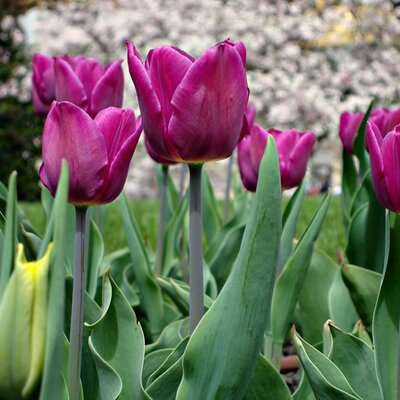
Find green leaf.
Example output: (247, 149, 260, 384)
(341, 150, 357, 232)
(120, 193, 163, 337)
(293, 369, 315, 400)
(293, 249, 338, 345)
(270, 193, 331, 348)
(352, 100, 374, 177)
(41, 186, 54, 223)
(39, 162, 69, 400)
(346, 172, 389, 273)
(341, 264, 381, 334)
(324, 322, 381, 400)
(89, 273, 150, 400)
(143, 349, 173, 387)
(86, 219, 104, 298)
(373, 213, 400, 400)
(279, 181, 306, 273)
(243, 355, 292, 400)
(0, 171, 17, 299)
(202, 170, 221, 245)
(292, 329, 360, 400)
(176, 136, 282, 399)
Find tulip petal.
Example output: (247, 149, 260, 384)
(91, 60, 124, 117)
(32, 54, 55, 104)
(126, 40, 174, 162)
(95, 109, 142, 203)
(238, 136, 257, 192)
(32, 85, 51, 116)
(74, 57, 106, 101)
(54, 58, 88, 111)
(250, 124, 268, 175)
(145, 138, 177, 165)
(169, 41, 248, 162)
(366, 122, 394, 211)
(40, 102, 107, 204)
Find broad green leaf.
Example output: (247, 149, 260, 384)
(352, 100, 374, 177)
(86, 219, 104, 298)
(351, 320, 372, 347)
(293, 249, 338, 345)
(20, 225, 42, 260)
(244, 355, 292, 400)
(341, 150, 357, 233)
(209, 222, 245, 290)
(346, 172, 389, 273)
(202, 170, 221, 245)
(373, 213, 400, 400)
(143, 349, 173, 387)
(176, 136, 282, 400)
(41, 186, 54, 223)
(270, 193, 331, 348)
(0, 171, 17, 299)
(293, 329, 360, 400)
(341, 264, 381, 334)
(293, 369, 315, 400)
(328, 269, 359, 333)
(324, 322, 381, 400)
(89, 273, 150, 400)
(279, 181, 306, 273)
(39, 162, 69, 400)
(120, 193, 163, 337)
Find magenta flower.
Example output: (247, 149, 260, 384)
(367, 121, 400, 213)
(32, 54, 124, 118)
(339, 111, 364, 153)
(238, 124, 316, 191)
(369, 107, 400, 137)
(39, 101, 142, 205)
(126, 39, 249, 164)
(245, 104, 257, 132)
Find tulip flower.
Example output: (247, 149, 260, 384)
(339, 111, 364, 153)
(39, 101, 142, 205)
(126, 39, 249, 164)
(32, 54, 124, 118)
(366, 121, 400, 213)
(0, 243, 53, 399)
(238, 124, 316, 191)
(369, 107, 400, 137)
(245, 103, 257, 133)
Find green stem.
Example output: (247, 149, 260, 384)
(189, 164, 204, 334)
(155, 165, 168, 275)
(264, 334, 283, 370)
(223, 154, 234, 224)
(68, 206, 89, 400)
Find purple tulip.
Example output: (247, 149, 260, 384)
(366, 121, 400, 213)
(369, 107, 400, 137)
(238, 124, 316, 191)
(39, 101, 142, 205)
(32, 54, 124, 118)
(126, 39, 249, 164)
(245, 104, 257, 132)
(339, 111, 364, 153)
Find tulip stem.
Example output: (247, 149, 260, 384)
(68, 206, 89, 400)
(223, 154, 234, 223)
(155, 165, 168, 275)
(189, 164, 204, 334)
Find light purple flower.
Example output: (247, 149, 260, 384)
(238, 124, 316, 191)
(39, 101, 142, 205)
(126, 39, 249, 164)
(366, 121, 400, 213)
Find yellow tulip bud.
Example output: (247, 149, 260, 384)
(0, 243, 53, 399)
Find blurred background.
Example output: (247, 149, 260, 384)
(1, 0, 400, 200)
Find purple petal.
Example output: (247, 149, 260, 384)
(249, 124, 268, 176)
(90, 60, 124, 117)
(238, 136, 257, 192)
(126, 40, 175, 162)
(40, 101, 107, 204)
(339, 111, 363, 153)
(145, 138, 177, 165)
(32, 84, 51, 116)
(94, 109, 142, 203)
(169, 41, 248, 162)
(32, 53, 55, 104)
(245, 104, 256, 130)
(54, 58, 88, 111)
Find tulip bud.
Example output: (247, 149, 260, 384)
(0, 243, 53, 399)
(126, 39, 249, 164)
(238, 124, 316, 191)
(39, 101, 142, 205)
(338, 111, 364, 153)
(366, 121, 400, 213)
